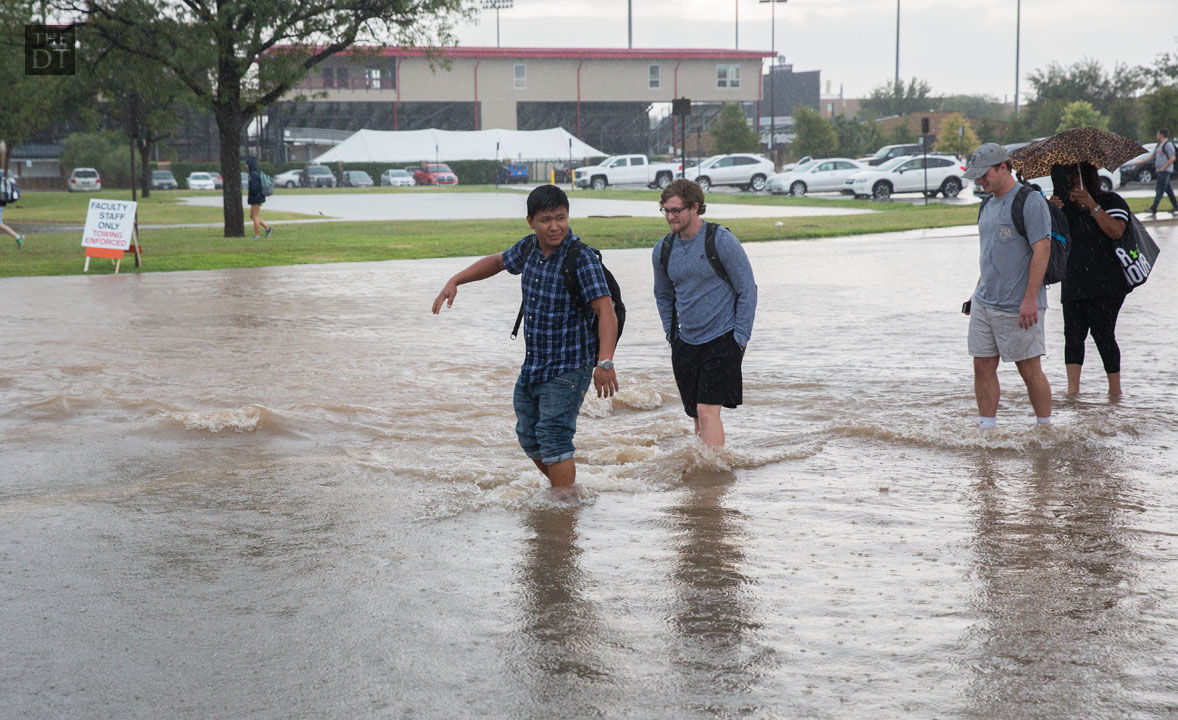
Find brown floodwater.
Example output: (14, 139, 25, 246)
(1, 225, 1177, 718)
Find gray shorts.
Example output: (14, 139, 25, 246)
(968, 300, 1046, 362)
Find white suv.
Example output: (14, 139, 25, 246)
(845, 155, 966, 200)
(68, 167, 101, 192)
(683, 153, 776, 192)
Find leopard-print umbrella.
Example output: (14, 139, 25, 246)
(1009, 126, 1146, 179)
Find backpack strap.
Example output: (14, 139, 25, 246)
(1009, 183, 1032, 240)
(510, 236, 537, 339)
(658, 222, 734, 342)
(510, 235, 593, 339)
(704, 222, 733, 289)
(560, 237, 591, 313)
(659, 223, 732, 285)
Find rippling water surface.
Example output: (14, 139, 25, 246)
(2, 225, 1177, 718)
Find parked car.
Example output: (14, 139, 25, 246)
(778, 155, 813, 173)
(303, 165, 337, 188)
(274, 169, 303, 188)
(496, 162, 529, 184)
(340, 170, 374, 187)
(186, 171, 217, 190)
(682, 153, 776, 191)
(574, 154, 679, 190)
(413, 163, 458, 186)
(210, 172, 223, 189)
(67, 167, 101, 192)
(150, 170, 178, 190)
(844, 154, 967, 200)
(240, 172, 250, 188)
(766, 157, 868, 196)
(380, 168, 416, 187)
(1118, 143, 1158, 185)
(858, 143, 926, 167)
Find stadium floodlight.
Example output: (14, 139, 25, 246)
(481, 0, 513, 47)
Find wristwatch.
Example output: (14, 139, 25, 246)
(596, 359, 614, 371)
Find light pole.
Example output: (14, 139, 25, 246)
(1014, 0, 1021, 116)
(760, 0, 787, 154)
(481, 0, 512, 48)
(895, 0, 900, 86)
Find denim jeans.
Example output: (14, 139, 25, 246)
(513, 366, 593, 466)
(1150, 170, 1177, 212)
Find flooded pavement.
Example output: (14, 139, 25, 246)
(1, 225, 1177, 718)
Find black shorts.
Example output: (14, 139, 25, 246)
(671, 330, 745, 418)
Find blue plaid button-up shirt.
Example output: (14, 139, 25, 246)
(502, 232, 611, 385)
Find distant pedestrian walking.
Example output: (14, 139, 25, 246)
(0, 173, 25, 249)
(1146, 127, 1177, 217)
(246, 157, 272, 239)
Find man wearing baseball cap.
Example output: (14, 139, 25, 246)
(961, 143, 1053, 429)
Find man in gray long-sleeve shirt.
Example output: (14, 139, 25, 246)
(653, 179, 757, 447)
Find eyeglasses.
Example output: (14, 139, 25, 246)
(659, 205, 689, 217)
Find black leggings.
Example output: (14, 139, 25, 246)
(1063, 296, 1125, 373)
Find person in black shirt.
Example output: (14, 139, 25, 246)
(1049, 162, 1130, 397)
(245, 156, 272, 239)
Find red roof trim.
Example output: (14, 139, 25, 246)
(278, 44, 771, 61)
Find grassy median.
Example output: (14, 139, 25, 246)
(0, 185, 1162, 278)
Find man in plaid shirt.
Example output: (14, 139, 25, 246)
(432, 185, 618, 491)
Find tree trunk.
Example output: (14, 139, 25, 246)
(216, 104, 244, 237)
(138, 137, 152, 199)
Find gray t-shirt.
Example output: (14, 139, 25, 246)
(974, 185, 1051, 312)
(1155, 140, 1176, 171)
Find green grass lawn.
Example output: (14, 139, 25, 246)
(0, 186, 1165, 278)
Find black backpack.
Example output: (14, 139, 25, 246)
(657, 221, 733, 339)
(511, 235, 626, 341)
(978, 182, 1071, 285)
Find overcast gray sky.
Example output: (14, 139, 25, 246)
(452, 0, 1176, 101)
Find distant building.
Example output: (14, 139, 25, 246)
(259, 45, 772, 160)
(761, 62, 819, 122)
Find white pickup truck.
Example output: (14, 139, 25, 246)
(574, 155, 680, 190)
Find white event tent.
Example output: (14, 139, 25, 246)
(313, 127, 604, 164)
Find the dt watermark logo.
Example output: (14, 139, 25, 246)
(25, 24, 76, 76)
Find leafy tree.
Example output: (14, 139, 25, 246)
(831, 115, 881, 158)
(1142, 43, 1178, 90)
(888, 123, 915, 145)
(860, 77, 937, 118)
(1106, 97, 1143, 142)
(790, 106, 837, 158)
(974, 117, 1003, 145)
(1143, 86, 1178, 138)
(709, 102, 760, 155)
(1057, 101, 1109, 131)
(941, 94, 1007, 121)
(934, 113, 979, 157)
(55, 0, 469, 237)
(60, 130, 142, 187)
(1024, 59, 1143, 138)
(76, 26, 200, 198)
(0, 2, 73, 174)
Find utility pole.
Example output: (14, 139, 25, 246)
(760, 0, 788, 154)
(1014, 0, 1021, 116)
(895, 0, 900, 86)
